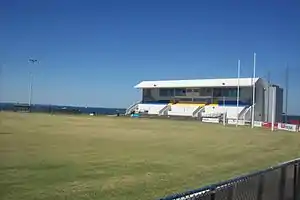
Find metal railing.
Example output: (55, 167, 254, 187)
(192, 106, 205, 118)
(239, 104, 254, 121)
(125, 101, 140, 115)
(159, 158, 300, 200)
(159, 105, 171, 116)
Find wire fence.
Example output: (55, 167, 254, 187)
(159, 158, 300, 200)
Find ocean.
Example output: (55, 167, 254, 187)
(0, 103, 126, 115)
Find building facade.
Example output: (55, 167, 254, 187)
(127, 77, 283, 122)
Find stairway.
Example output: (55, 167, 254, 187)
(192, 106, 205, 118)
(238, 105, 253, 121)
(125, 101, 140, 115)
(158, 104, 171, 116)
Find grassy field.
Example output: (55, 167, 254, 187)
(1, 112, 300, 200)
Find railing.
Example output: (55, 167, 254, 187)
(238, 105, 253, 120)
(192, 106, 205, 118)
(159, 158, 300, 200)
(159, 105, 171, 116)
(125, 101, 140, 115)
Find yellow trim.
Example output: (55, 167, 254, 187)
(175, 103, 205, 107)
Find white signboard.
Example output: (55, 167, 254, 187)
(202, 118, 220, 123)
(254, 121, 263, 127)
(227, 119, 246, 125)
(238, 120, 246, 126)
(277, 123, 298, 132)
(227, 119, 236, 125)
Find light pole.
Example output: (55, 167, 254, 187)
(251, 53, 257, 128)
(236, 59, 241, 127)
(285, 64, 289, 123)
(28, 59, 37, 110)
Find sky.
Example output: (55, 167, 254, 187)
(0, 0, 299, 113)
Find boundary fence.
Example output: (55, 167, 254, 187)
(159, 158, 300, 200)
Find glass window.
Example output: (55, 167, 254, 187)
(229, 88, 237, 97)
(159, 89, 174, 97)
(143, 89, 151, 96)
(222, 88, 229, 97)
(200, 88, 212, 96)
(179, 98, 192, 102)
(213, 88, 222, 97)
(159, 89, 169, 97)
(175, 88, 186, 96)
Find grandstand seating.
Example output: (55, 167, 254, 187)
(203, 104, 246, 119)
(137, 103, 167, 115)
(168, 103, 204, 117)
(226, 106, 246, 119)
(133, 100, 249, 119)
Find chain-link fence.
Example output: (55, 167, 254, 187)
(159, 159, 300, 200)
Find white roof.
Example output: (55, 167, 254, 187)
(134, 78, 260, 88)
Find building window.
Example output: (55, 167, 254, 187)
(159, 89, 169, 97)
(193, 89, 200, 93)
(175, 88, 186, 96)
(200, 88, 212, 96)
(222, 88, 229, 97)
(159, 89, 174, 97)
(228, 88, 237, 97)
(213, 88, 222, 97)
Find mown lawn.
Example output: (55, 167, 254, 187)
(1, 112, 300, 200)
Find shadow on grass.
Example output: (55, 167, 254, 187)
(0, 132, 13, 135)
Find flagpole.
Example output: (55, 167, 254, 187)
(271, 87, 276, 131)
(251, 53, 256, 128)
(266, 71, 270, 122)
(285, 64, 289, 123)
(236, 59, 240, 127)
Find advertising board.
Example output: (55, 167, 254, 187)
(253, 121, 263, 127)
(202, 118, 220, 123)
(277, 123, 298, 132)
(227, 119, 246, 125)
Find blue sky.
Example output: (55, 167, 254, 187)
(0, 0, 299, 113)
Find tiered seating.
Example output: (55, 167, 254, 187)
(203, 102, 248, 119)
(225, 106, 246, 119)
(202, 104, 225, 117)
(137, 103, 168, 115)
(168, 103, 205, 117)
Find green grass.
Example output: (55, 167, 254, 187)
(1, 112, 300, 200)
